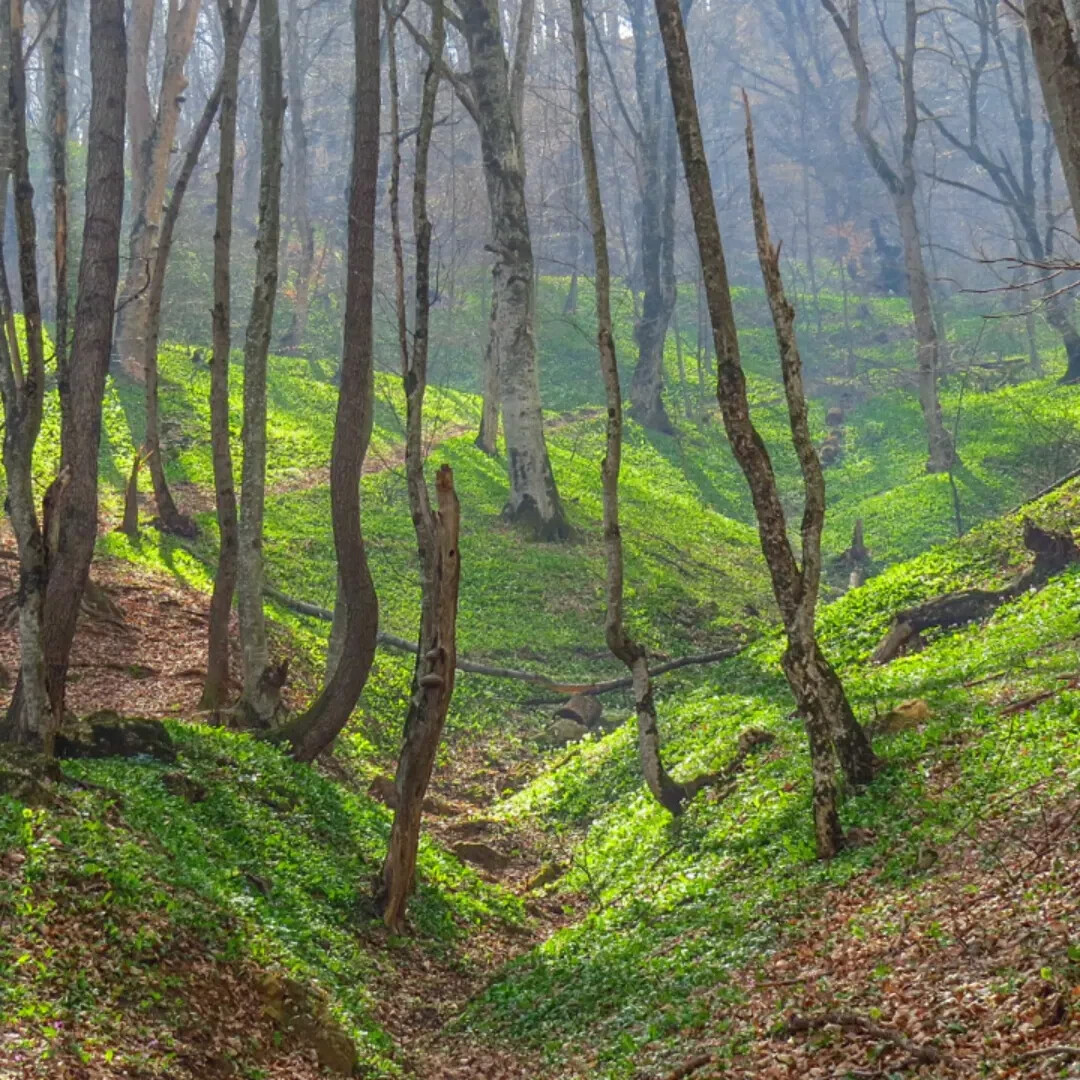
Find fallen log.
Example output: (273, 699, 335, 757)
(262, 584, 742, 695)
(872, 520, 1079, 664)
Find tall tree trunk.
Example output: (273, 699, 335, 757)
(35, 0, 68, 379)
(236, 0, 286, 727)
(457, 0, 570, 541)
(379, 4, 462, 932)
(570, 0, 685, 816)
(271, 0, 380, 762)
(141, 0, 256, 540)
(653, 0, 876, 854)
(0, 0, 51, 750)
(114, 0, 202, 380)
(36, 0, 126, 723)
(280, 0, 314, 350)
(200, 0, 247, 712)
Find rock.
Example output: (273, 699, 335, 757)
(54, 711, 177, 763)
(523, 861, 564, 892)
(452, 841, 511, 873)
(0, 746, 63, 808)
(367, 775, 398, 809)
(875, 698, 931, 735)
(161, 771, 207, 803)
(555, 694, 603, 729)
(542, 717, 588, 747)
(258, 972, 357, 1076)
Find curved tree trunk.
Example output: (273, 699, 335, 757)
(271, 0, 380, 762)
(199, 0, 247, 712)
(236, 0, 285, 727)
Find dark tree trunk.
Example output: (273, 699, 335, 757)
(38, 0, 126, 722)
(200, 0, 246, 712)
(272, 0, 380, 762)
(236, 0, 285, 727)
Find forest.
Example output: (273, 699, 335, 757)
(1, 0, 1080, 1076)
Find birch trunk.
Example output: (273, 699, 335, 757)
(237, 0, 286, 727)
(200, 0, 246, 712)
(457, 0, 569, 540)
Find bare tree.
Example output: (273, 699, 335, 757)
(821, 0, 954, 472)
(654, 0, 878, 856)
(236, 0, 287, 727)
(114, 0, 202, 380)
(200, 0, 248, 713)
(570, 0, 685, 814)
(378, 1, 463, 931)
(271, 0, 381, 762)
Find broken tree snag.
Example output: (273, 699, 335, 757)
(556, 693, 603, 728)
(119, 446, 149, 539)
(836, 518, 870, 588)
(872, 519, 1080, 664)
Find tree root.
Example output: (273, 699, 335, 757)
(872, 519, 1078, 664)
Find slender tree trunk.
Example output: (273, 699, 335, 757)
(236, 0, 286, 727)
(36, 0, 68, 378)
(0, 2, 51, 750)
(457, 0, 569, 540)
(37, 0, 126, 723)
(200, 0, 246, 712)
(475, 279, 499, 454)
(570, 0, 685, 817)
(381, 7, 458, 928)
(280, 0, 314, 350)
(653, 0, 876, 854)
(115, 0, 202, 380)
(141, 1, 255, 539)
(272, 0, 380, 762)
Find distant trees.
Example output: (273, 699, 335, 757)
(655, 0, 877, 856)
(821, 0, 953, 473)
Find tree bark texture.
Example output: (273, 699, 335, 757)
(236, 0, 286, 727)
(272, 0, 380, 762)
(456, 0, 569, 540)
(200, 0, 247, 712)
(38, 0, 126, 723)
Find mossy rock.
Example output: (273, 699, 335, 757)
(0, 745, 63, 807)
(54, 710, 176, 763)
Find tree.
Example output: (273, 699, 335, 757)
(820, 0, 954, 472)
(236, 0, 287, 727)
(0, 0, 51, 749)
(270, 0, 380, 762)
(200, 0, 248, 713)
(378, 1, 462, 931)
(923, 0, 1080, 384)
(410, 0, 570, 540)
(653, 0, 878, 856)
(19, 0, 127, 728)
(570, 0, 685, 814)
(114, 0, 202, 381)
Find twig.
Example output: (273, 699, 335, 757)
(1013, 1045, 1080, 1063)
(780, 1010, 949, 1068)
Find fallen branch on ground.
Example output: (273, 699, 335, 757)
(658, 1052, 713, 1080)
(872, 520, 1079, 664)
(262, 583, 742, 695)
(780, 1010, 949, 1068)
(1013, 1045, 1080, 1064)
